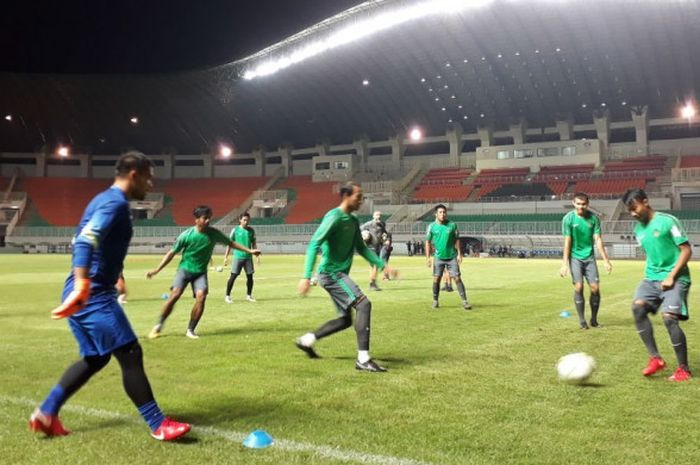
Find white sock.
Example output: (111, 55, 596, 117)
(300, 333, 316, 347)
(358, 351, 370, 364)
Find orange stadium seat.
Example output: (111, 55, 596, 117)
(280, 176, 338, 223)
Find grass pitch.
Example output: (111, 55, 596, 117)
(1, 254, 699, 465)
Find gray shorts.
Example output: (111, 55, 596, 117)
(433, 257, 461, 278)
(634, 279, 691, 320)
(570, 257, 599, 285)
(172, 268, 208, 294)
(380, 246, 392, 263)
(231, 257, 254, 275)
(318, 272, 364, 315)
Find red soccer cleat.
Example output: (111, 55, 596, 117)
(642, 356, 667, 376)
(29, 408, 71, 437)
(668, 366, 692, 382)
(151, 417, 191, 441)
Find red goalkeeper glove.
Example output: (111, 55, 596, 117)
(51, 278, 91, 320)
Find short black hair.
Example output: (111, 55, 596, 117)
(239, 211, 251, 220)
(193, 205, 213, 218)
(622, 188, 647, 206)
(573, 192, 590, 202)
(434, 204, 447, 212)
(115, 150, 153, 177)
(339, 181, 360, 198)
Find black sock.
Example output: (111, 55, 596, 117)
(354, 298, 372, 351)
(113, 342, 156, 407)
(314, 314, 352, 340)
(246, 274, 254, 295)
(633, 303, 659, 357)
(574, 290, 586, 324)
(664, 317, 688, 367)
(226, 273, 239, 296)
(590, 292, 600, 323)
(433, 281, 440, 300)
(455, 280, 467, 301)
(188, 319, 199, 332)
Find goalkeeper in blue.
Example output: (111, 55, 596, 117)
(29, 151, 191, 441)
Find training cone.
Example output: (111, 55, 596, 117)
(161, 293, 169, 300)
(559, 311, 571, 318)
(243, 429, 273, 449)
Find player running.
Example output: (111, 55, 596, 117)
(223, 212, 259, 303)
(295, 182, 392, 372)
(623, 188, 692, 381)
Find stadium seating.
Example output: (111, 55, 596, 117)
(162, 177, 268, 225)
(603, 155, 666, 179)
(474, 167, 530, 184)
(574, 178, 646, 195)
(679, 155, 700, 168)
(412, 168, 472, 202)
(279, 176, 338, 223)
(22, 177, 109, 226)
(478, 182, 557, 200)
(532, 164, 594, 182)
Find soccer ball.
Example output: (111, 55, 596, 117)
(215, 266, 224, 272)
(361, 230, 372, 244)
(557, 352, 596, 384)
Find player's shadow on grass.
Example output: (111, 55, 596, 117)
(574, 382, 605, 388)
(171, 396, 298, 425)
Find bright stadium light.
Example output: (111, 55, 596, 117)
(220, 145, 233, 158)
(409, 127, 423, 141)
(242, 0, 495, 80)
(130, 116, 139, 124)
(57, 146, 69, 157)
(4, 114, 11, 122)
(681, 103, 696, 120)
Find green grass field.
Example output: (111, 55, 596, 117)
(1, 255, 699, 465)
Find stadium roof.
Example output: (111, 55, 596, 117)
(1, 0, 700, 155)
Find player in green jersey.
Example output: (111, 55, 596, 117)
(623, 188, 692, 382)
(223, 212, 259, 303)
(296, 182, 393, 372)
(146, 206, 260, 339)
(560, 192, 613, 329)
(425, 204, 470, 310)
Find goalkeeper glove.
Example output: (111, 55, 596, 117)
(51, 278, 91, 319)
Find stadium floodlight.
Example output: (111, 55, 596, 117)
(130, 116, 139, 124)
(409, 127, 423, 141)
(242, 0, 494, 80)
(362, 79, 370, 86)
(57, 146, 69, 157)
(220, 145, 233, 158)
(4, 114, 11, 122)
(681, 103, 696, 120)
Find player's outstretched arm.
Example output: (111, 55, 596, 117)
(146, 250, 176, 279)
(51, 267, 91, 319)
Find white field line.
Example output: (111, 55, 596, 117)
(2, 395, 435, 465)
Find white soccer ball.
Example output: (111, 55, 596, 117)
(557, 352, 596, 384)
(361, 230, 372, 244)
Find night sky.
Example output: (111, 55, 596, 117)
(1, 0, 365, 74)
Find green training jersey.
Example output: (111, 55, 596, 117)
(561, 210, 601, 260)
(634, 212, 691, 283)
(303, 208, 384, 279)
(172, 226, 230, 274)
(426, 220, 459, 260)
(230, 225, 256, 259)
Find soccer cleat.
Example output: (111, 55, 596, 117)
(355, 359, 388, 372)
(590, 319, 600, 328)
(462, 301, 472, 310)
(369, 282, 382, 292)
(150, 417, 191, 441)
(441, 285, 449, 291)
(224, 295, 232, 304)
(29, 408, 70, 437)
(446, 286, 454, 292)
(148, 325, 162, 339)
(668, 366, 692, 382)
(295, 339, 320, 359)
(185, 329, 199, 339)
(580, 322, 590, 330)
(246, 295, 257, 302)
(642, 356, 666, 376)
(432, 300, 439, 310)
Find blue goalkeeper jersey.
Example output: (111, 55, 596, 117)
(64, 186, 132, 294)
